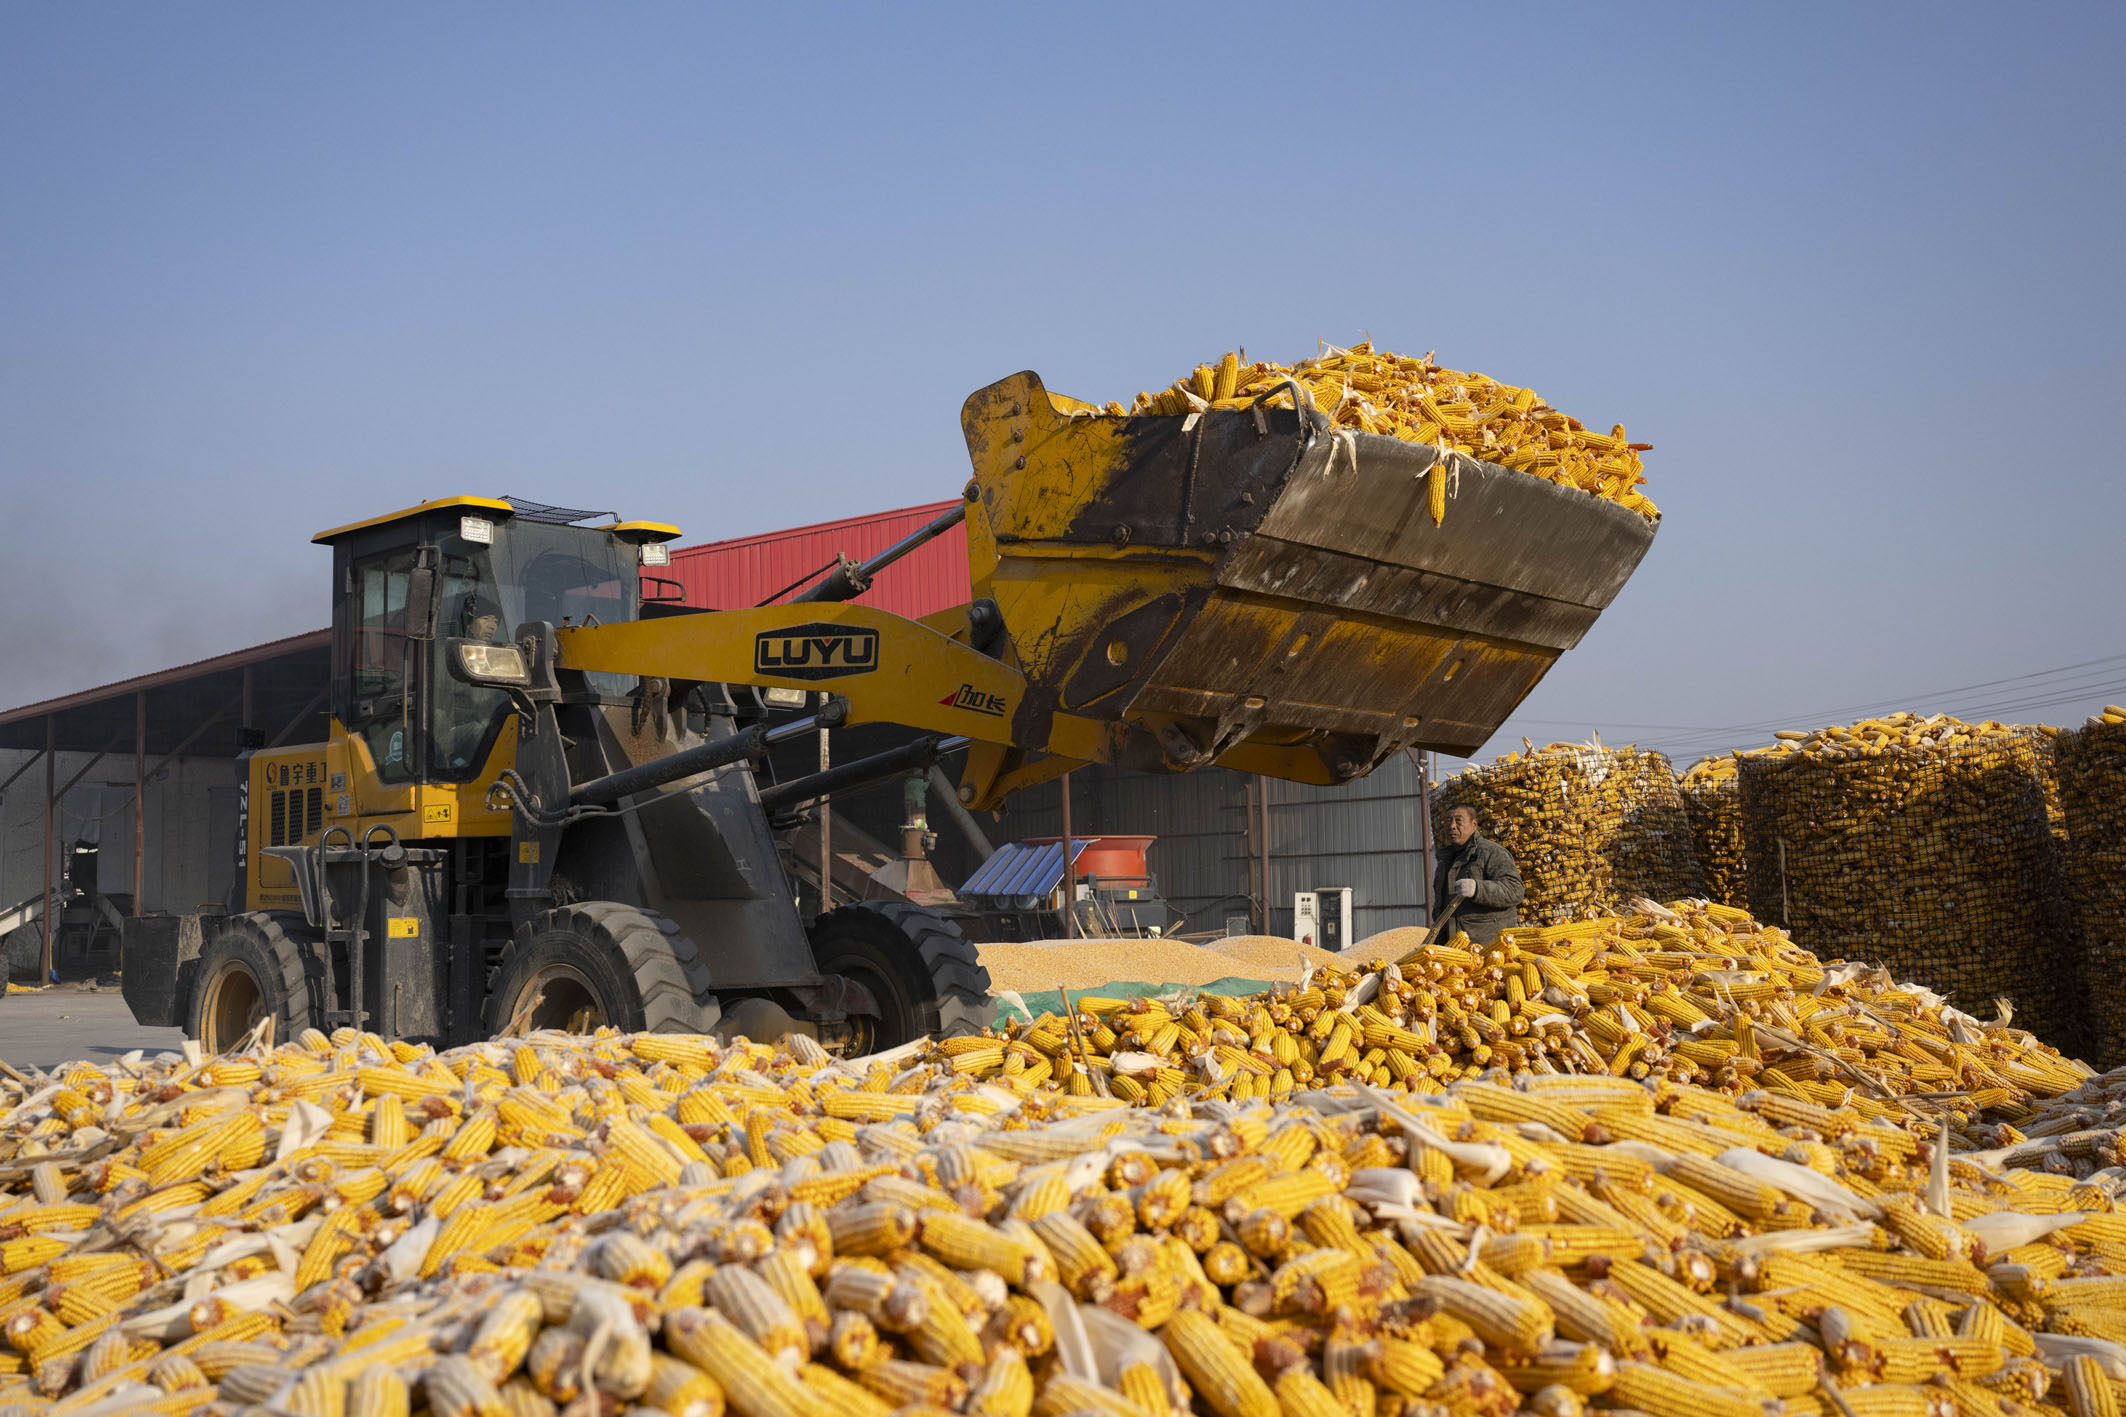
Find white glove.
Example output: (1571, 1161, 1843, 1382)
(1456, 878, 1478, 900)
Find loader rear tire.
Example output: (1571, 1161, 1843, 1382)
(484, 903, 718, 1037)
(188, 912, 315, 1053)
(809, 901, 990, 1051)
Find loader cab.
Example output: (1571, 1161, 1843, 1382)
(313, 497, 676, 786)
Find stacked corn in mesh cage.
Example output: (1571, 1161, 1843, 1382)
(1736, 712, 2080, 1052)
(2058, 716, 2126, 1068)
(1678, 747, 1795, 912)
(1432, 742, 1702, 924)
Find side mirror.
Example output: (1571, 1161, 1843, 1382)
(404, 550, 441, 642)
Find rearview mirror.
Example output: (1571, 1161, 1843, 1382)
(404, 550, 441, 641)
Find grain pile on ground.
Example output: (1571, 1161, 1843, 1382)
(0, 914, 2111, 1417)
(1347, 925, 1431, 959)
(1114, 339, 1660, 519)
(1736, 711, 2080, 1050)
(2059, 717, 2126, 1068)
(1679, 746, 1794, 911)
(1202, 935, 1347, 974)
(976, 937, 1345, 997)
(975, 938, 1296, 996)
(1433, 742, 1703, 925)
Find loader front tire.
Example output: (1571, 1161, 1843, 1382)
(809, 901, 990, 1050)
(485, 903, 717, 1037)
(188, 912, 315, 1053)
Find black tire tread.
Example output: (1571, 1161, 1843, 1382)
(484, 902, 717, 1036)
(191, 912, 317, 1049)
(814, 900, 991, 1042)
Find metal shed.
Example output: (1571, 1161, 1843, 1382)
(0, 628, 333, 978)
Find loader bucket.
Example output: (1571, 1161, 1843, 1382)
(960, 371, 1658, 786)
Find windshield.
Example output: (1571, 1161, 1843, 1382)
(427, 520, 641, 776)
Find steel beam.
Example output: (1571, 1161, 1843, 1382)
(264, 686, 329, 749)
(0, 749, 45, 799)
(51, 732, 128, 804)
(104, 695, 244, 817)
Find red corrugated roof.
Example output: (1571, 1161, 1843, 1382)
(666, 500, 971, 619)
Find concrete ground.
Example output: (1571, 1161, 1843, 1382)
(0, 987, 185, 1073)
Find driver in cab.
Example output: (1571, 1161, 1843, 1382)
(441, 594, 508, 769)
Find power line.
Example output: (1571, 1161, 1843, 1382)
(1614, 652, 2126, 760)
(1513, 718, 1726, 732)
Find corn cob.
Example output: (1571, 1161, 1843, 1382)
(664, 1309, 825, 1417)
(346, 1367, 410, 1417)
(1121, 340, 1659, 520)
(1163, 1309, 1277, 1417)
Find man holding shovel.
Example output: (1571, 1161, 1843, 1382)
(1431, 805, 1524, 945)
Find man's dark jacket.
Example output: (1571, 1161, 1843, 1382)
(1432, 833, 1524, 944)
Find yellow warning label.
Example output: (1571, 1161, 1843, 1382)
(518, 841, 539, 864)
(387, 917, 419, 938)
(423, 803, 454, 824)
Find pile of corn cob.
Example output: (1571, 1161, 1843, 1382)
(0, 905, 2112, 1416)
(1735, 713, 2079, 1050)
(1433, 743, 1702, 926)
(2058, 721, 2126, 1069)
(1982, 1059, 2126, 1163)
(987, 902, 2088, 1116)
(1756, 715, 2041, 763)
(1106, 342, 1659, 521)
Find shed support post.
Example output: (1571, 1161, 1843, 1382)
(40, 717, 54, 985)
(1059, 771, 1075, 939)
(1256, 773, 1271, 938)
(134, 693, 147, 916)
(1417, 750, 1434, 924)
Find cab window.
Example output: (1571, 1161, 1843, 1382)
(346, 551, 419, 782)
(429, 549, 513, 777)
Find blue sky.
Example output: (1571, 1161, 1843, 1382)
(2, 4, 2119, 767)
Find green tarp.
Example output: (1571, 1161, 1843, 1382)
(990, 978, 1280, 1025)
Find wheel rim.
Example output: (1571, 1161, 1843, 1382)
(200, 963, 264, 1053)
(823, 955, 916, 1052)
(511, 963, 608, 1034)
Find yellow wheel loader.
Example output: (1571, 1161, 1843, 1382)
(122, 370, 1658, 1052)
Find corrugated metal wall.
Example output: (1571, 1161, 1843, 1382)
(989, 752, 1434, 946)
(667, 500, 969, 619)
(1258, 753, 1432, 941)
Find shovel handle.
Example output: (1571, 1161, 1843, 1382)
(1397, 895, 1465, 966)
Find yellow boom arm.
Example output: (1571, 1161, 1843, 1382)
(555, 604, 1114, 807)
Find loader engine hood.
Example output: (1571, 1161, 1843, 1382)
(960, 371, 1658, 783)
